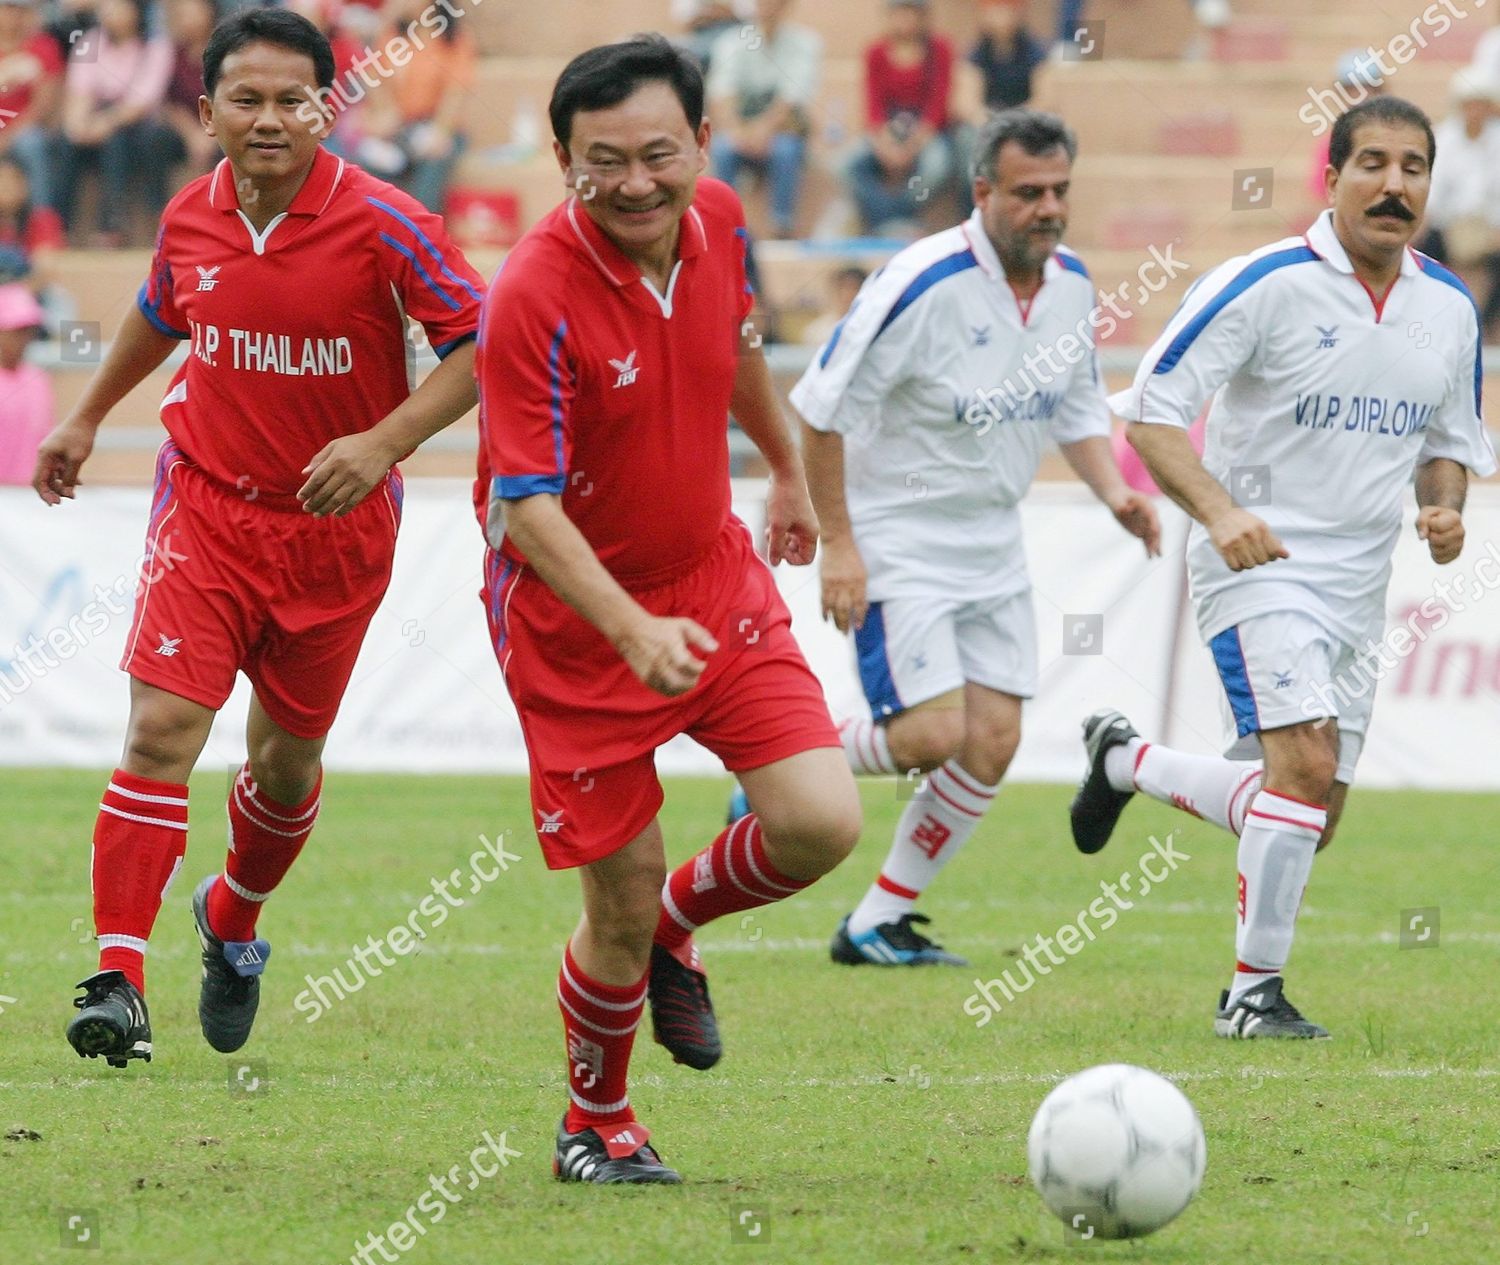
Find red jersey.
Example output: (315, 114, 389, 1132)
(0, 34, 63, 119)
(139, 147, 483, 498)
(475, 177, 754, 585)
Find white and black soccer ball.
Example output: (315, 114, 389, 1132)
(1027, 1063, 1207, 1241)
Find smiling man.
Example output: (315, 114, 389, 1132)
(787, 109, 1159, 968)
(475, 36, 859, 1184)
(1074, 96, 1496, 1040)
(34, 8, 483, 1070)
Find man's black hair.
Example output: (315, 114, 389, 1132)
(203, 8, 335, 97)
(549, 35, 704, 149)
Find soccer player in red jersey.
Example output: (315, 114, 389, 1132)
(476, 37, 862, 1184)
(32, 8, 484, 1069)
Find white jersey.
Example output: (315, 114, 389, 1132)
(1112, 209, 1496, 646)
(791, 209, 1110, 602)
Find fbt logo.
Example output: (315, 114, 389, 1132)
(196, 265, 222, 292)
(609, 350, 639, 388)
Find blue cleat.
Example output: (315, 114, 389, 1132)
(830, 913, 968, 967)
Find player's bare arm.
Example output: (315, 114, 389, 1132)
(799, 418, 867, 633)
(729, 341, 819, 567)
(1127, 421, 1288, 572)
(1414, 457, 1468, 565)
(1058, 434, 1163, 558)
(501, 493, 719, 697)
(32, 306, 180, 505)
(298, 341, 479, 518)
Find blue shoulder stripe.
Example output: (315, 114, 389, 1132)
(1151, 245, 1319, 375)
(873, 248, 980, 344)
(367, 195, 484, 306)
(1416, 253, 1483, 415)
(1054, 250, 1089, 279)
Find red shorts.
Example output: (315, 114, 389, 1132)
(121, 441, 401, 739)
(483, 518, 838, 869)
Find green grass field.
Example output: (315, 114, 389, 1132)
(3, 769, 1498, 1264)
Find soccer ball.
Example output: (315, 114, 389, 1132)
(1027, 1063, 1206, 1240)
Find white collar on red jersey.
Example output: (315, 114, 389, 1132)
(207, 147, 346, 218)
(564, 196, 709, 288)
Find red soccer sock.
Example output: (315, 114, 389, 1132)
(655, 815, 813, 953)
(93, 769, 190, 993)
(558, 942, 646, 1133)
(206, 763, 322, 943)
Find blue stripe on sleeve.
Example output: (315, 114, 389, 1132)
(136, 282, 188, 339)
(367, 196, 485, 305)
(493, 473, 567, 499)
(872, 249, 979, 345)
(1416, 254, 1483, 416)
(1054, 249, 1090, 278)
(378, 233, 461, 312)
(433, 330, 477, 359)
(547, 318, 568, 474)
(1150, 246, 1319, 376)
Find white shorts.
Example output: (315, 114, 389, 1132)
(1208, 610, 1372, 784)
(853, 591, 1037, 717)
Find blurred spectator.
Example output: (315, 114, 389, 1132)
(0, 282, 52, 486)
(964, 0, 1045, 112)
(159, 0, 217, 180)
(1418, 70, 1500, 337)
(1181, 0, 1231, 62)
(0, 153, 74, 332)
(356, 0, 477, 212)
(55, 0, 175, 245)
(0, 0, 63, 210)
(1305, 50, 1386, 204)
(673, 0, 753, 73)
(708, 0, 820, 239)
(953, 0, 1045, 211)
(284, 0, 370, 159)
(845, 0, 954, 236)
(799, 263, 865, 347)
(44, 0, 98, 67)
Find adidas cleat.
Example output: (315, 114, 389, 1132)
(830, 913, 968, 966)
(1069, 708, 1140, 854)
(67, 970, 152, 1068)
(648, 941, 721, 1070)
(553, 1117, 681, 1184)
(1214, 976, 1329, 1039)
(191, 874, 270, 1054)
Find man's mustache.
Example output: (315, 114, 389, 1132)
(1366, 197, 1415, 221)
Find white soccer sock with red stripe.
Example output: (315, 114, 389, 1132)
(848, 758, 999, 936)
(1113, 740, 1265, 836)
(1227, 789, 1325, 1007)
(838, 716, 896, 776)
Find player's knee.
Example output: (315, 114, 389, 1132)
(121, 700, 208, 782)
(761, 783, 862, 877)
(888, 707, 963, 772)
(961, 715, 1020, 783)
(584, 860, 666, 948)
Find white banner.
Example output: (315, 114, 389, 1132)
(3, 480, 1500, 788)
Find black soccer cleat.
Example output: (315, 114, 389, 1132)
(191, 874, 271, 1054)
(66, 970, 152, 1068)
(553, 1117, 682, 1184)
(648, 941, 722, 1070)
(1069, 708, 1141, 854)
(1214, 976, 1329, 1039)
(830, 912, 968, 966)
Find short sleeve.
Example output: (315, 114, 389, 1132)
(1417, 298, 1497, 477)
(137, 223, 188, 338)
(790, 267, 918, 433)
(476, 274, 575, 504)
(1109, 255, 1265, 429)
(368, 188, 484, 358)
